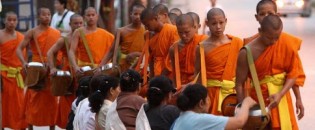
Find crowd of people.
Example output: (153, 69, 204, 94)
(0, 0, 305, 130)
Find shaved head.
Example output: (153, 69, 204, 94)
(207, 8, 226, 21)
(169, 13, 178, 25)
(37, 7, 50, 16)
(140, 8, 156, 21)
(84, 7, 97, 15)
(5, 11, 17, 20)
(130, 3, 145, 12)
(176, 14, 194, 27)
(70, 14, 82, 22)
(170, 8, 182, 16)
(152, 4, 169, 15)
(187, 12, 200, 25)
(261, 14, 282, 32)
(256, 0, 277, 13)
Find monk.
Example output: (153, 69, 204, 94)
(167, 14, 207, 90)
(236, 15, 300, 130)
(194, 8, 243, 115)
(170, 8, 182, 16)
(0, 11, 27, 130)
(152, 4, 172, 24)
(68, 7, 114, 76)
(243, 0, 305, 120)
(187, 12, 201, 34)
(168, 13, 177, 25)
(16, 8, 60, 130)
(99, 4, 145, 73)
(140, 8, 179, 77)
(46, 14, 83, 129)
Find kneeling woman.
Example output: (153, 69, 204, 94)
(171, 84, 257, 130)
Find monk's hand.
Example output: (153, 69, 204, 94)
(296, 98, 304, 120)
(22, 62, 29, 74)
(74, 66, 83, 74)
(93, 66, 102, 75)
(268, 93, 282, 109)
(50, 68, 58, 76)
(243, 97, 257, 108)
(126, 53, 137, 64)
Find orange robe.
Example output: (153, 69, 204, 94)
(246, 33, 301, 130)
(149, 24, 179, 76)
(244, 32, 305, 86)
(55, 37, 76, 129)
(119, 26, 145, 72)
(24, 27, 60, 126)
(203, 35, 243, 115)
(77, 28, 114, 66)
(0, 32, 27, 129)
(165, 34, 207, 87)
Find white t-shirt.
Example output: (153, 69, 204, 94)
(171, 111, 228, 130)
(73, 98, 95, 130)
(50, 9, 74, 36)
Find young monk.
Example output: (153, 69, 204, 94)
(152, 4, 172, 24)
(236, 15, 300, 130)
(194, 8, 243, 115)
(170, 8, 182, 16)
(140, 8, 179, 77)
(99, 4, 145, 73)
(187, 12, 201, 34)
(16, 8, 60, 130)
(168, 13, 177, 25)
(166, 14, 207, 90)
(244, 0, 305, 120)
(46, 14, 84, 129)
(68, 7, 114, 76)
(0, 11, 27, 130)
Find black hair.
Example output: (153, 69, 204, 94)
(57, 0, 67, 9)
(75, 76, 93, 106)
(206, 8, 226, 21)
(120, 69, 141, 92)
(170, 8, 182, 15)
(152, 3, 169, 15)
(147, 76, 174, 108)
(176, 14, 194, 27)
(177, 84, 208, 111)
(89, 75, 119, 113)
(187, 12, 200, 25)
(256, 0, 277, 14)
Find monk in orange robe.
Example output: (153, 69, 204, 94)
(166, 14, 207, 89)
(68, 7, 114, 76)
(243, 0, 305, 120)
(16, 8, 60, 130)
(194, 8, 243, 115)
(46, 14, 84, 129)
(0, 12, 27, 129)
(140, 8, 179, 77)
(99, 4, 145, 73)
(236, 15, 299, 130)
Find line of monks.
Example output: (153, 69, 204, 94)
(0, 0, 305, 129)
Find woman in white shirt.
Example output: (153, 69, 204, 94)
(88, 75, 120, 130)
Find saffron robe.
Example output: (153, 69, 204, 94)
(24, 27, 60, 126)
(203, 35, 243, 115)
(149, 24, 179, 76)
(0, 32, 27, 129)
(77, 28, 114, 66)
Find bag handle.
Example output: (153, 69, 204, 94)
(79, 28, 95, 66)
(32, 30, 45, 64)
(112, 29, 121, 66)
(57, 10, 69, 28)
(174, 42, 181, 89)
(199, 43, 207, 86)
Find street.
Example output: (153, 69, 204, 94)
(5, 0, 314, 129)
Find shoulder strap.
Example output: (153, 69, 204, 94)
(112, 29, 121, 66)
(57, 10, 69, 28)
(174, 42, 181, 89)
(244, 45, 268, 116)
(64, 37, 74, 74)
(32, 30, 45, 64)
(199, 43, 207, 86)
(79, 28, 95, 66)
